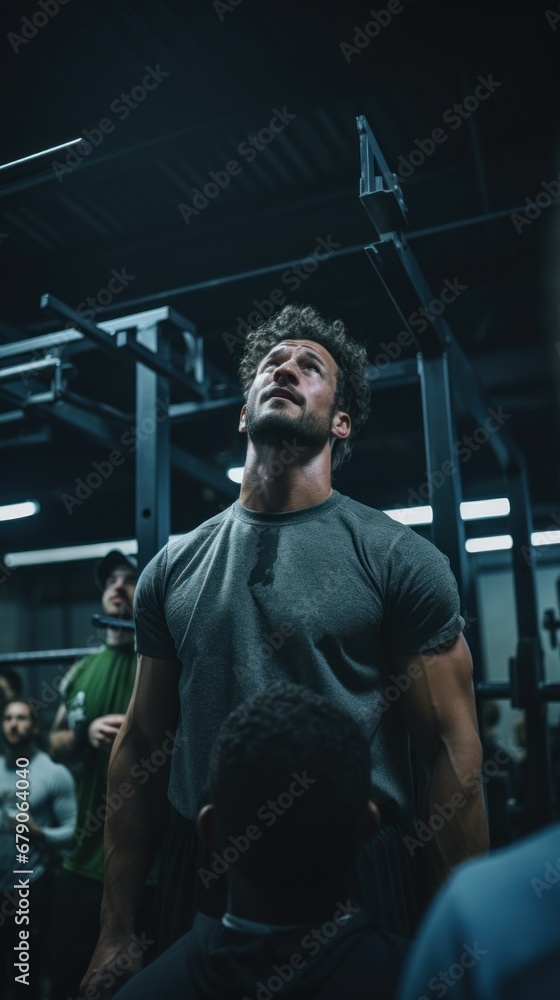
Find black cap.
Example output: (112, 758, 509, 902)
(95, 550, 138, 591)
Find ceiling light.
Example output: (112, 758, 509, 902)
(0, 139, 82, 172)
(465, 535, 513, 553)
(0, 501, 40, 522)
(227, 466, 244, 484)
(532, 530, 560, 547)
(385, 498, 510, 527)
(3, 535, 191, 568)
(384, 506, 433, 525)
(460, 498, 510, 520)
(4, 538, 137, 568)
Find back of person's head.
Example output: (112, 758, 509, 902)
(208, 681, 371, 893)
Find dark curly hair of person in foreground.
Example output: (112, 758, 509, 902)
(208, 680, 372, 892)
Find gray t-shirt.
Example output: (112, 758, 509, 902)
(135, 491, 464, 820)
(0, 750, 76, 891)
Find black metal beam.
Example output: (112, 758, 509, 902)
(0, 381, 237, 499)
(508, 467, 552, 828)
(357, 113, 553, 828)
(476, 682, 560, 703)
(476, 682, 511, 699)
(0, 312, 240, 404)
(0, 648, 103, 666)
(0, 429, 51, 450)
(91, 615, 134, 632)
(35, 397, 124, 445)
(358, 122, 526, 475)
(171, 445, 238, 498)
(0, 355, 61, 382)
(40, 294, 208, 398)
(60, 389, 131, 425)
(135, 323, 170, 574)
(169, 396, 243, 422)
(0, 327, 90, 362)
(0, 383, 119, 444)
(357, 115, 408, 239)
(418, 352, 469, 601)
(92, 242, 368, 314)
(363, 238, 522, 474)
(448, 346, 518, 474)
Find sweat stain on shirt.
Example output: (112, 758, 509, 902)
(248, 528, 279, 588)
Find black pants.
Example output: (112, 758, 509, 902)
(155, 807, 423, 955)
(49, 870, 157, 1000)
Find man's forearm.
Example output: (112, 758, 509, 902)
(99, 722, 171, 936)
(418, 736, 489, 889)
(49, 728, 82, 761)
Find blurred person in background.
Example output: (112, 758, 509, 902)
(0, 698, 76, 1000)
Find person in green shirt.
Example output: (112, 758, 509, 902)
(48, 551, 157, 1000)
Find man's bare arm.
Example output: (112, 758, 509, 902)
(49, 704, 126, 760)
(49, 703, 79, 760)
(80, 653, 181, 998)
(396, 633, 489, 891)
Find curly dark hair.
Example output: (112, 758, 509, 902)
(208, 681, 371, 893)
(238, 304, 370, 471)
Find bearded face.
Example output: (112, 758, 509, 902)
(243, 388, 336, 451)
(242, 340, 342, 453)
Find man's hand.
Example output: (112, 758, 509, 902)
(88, 714, 126, 751)
(50, 708, 126, 759)
(80, 932, 144, 1000)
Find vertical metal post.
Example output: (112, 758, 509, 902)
(418, 353, 468, 594)
(508, 465, 551, 828)
(135, 324, 170, 575)
(417, 352, 483, 679)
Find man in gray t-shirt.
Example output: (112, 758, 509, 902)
(84, 303, 488, 999)
(0, 699, 76, 999)
(135, 492, 464, 825)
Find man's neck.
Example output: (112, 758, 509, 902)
(5, 743, 36, 768)
(240, 442, 333, 513)
(226, 873, 353, 926)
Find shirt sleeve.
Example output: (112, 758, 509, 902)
(134, 544, 177, 660)
(41, 765, 77, 849)
(382, 529, 465, 655)
(57, 658, 84, 700)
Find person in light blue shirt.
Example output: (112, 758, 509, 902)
(0, 698, 76, 999)
(398, 821, 560, 1000)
